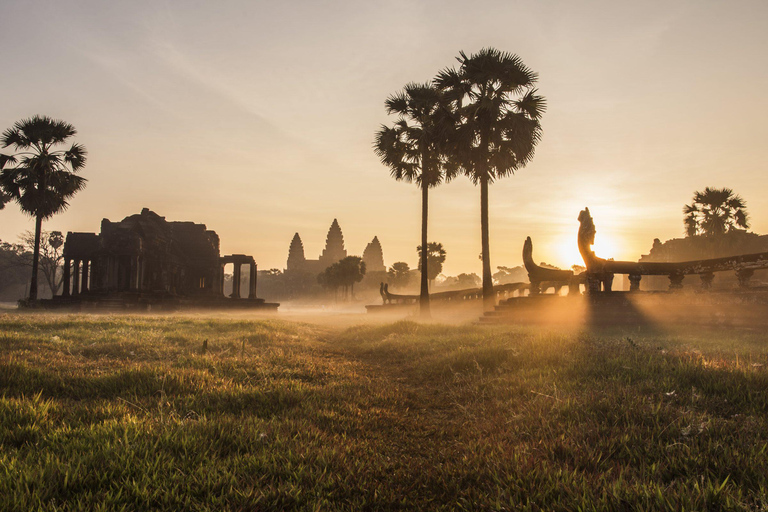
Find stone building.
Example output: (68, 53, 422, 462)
(56, 208, 276, 309)
(286, 219, 385, 275)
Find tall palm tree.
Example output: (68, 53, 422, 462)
(374, 83, 452, 317)
(436, 48, 545, 309)
(684, 187, 748, 237)
(0, 116, 87, 301)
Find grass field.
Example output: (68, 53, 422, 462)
(1, 312, 767, 511)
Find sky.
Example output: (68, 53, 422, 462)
(1, 0, 767, 276)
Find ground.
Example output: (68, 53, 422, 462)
(1, 311, 767, 511)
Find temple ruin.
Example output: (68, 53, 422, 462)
(51, 208, 278, 310)
(362, 236, 386, 273)
(286, 219, 385, 275)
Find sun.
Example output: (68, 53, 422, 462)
(557, 234, 619, 269)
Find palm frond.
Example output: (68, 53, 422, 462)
(64, 143, 87, 171)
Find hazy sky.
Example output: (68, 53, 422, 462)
(2, 0, 767, 276)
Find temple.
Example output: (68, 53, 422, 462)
(362, 236, 386, 273)
(286, 219, 385, 275)
(52, 208, 277, 310)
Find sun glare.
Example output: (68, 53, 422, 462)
(557, 235, 619, 269)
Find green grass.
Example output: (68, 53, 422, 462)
(1, 314, 767, 510)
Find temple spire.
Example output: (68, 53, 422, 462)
(319, 219, 346, 266)
(363, 236, 385, 273)
(287, 233, 306, 270)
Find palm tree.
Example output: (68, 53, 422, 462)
(684, 187, 749, 237)
(436, 48, 545, 308)
(417, 242, 447, 289)
(387, 262, 412, 290)
(374, 83, 452, 317)
(0, 116, 87, 301)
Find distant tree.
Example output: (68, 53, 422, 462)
(0, 116, 87, 301)
(455, 273, 481, 289)
(18, 230, 64, 296)
(336, 256, 366, 299)
(375, 83, 454, 317)
(387, 262, 412, 289)
(317, 265, 341, 299)
(256, 269, 286, 301)
(436, 48, 545, 308)
(684, 187, 749, 237)
(319, 256, 366, 300)
(0, 240, 31, 300)
(571, 264, 586, 275)
(416, 242, 446, 289)
(493, 265, 528, 285)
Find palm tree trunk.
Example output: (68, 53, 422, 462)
(29, 214, 42, 301)
(480, 176, 494, 309)
(420, 184, 431, 317)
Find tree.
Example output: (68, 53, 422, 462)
(336, 256, 366, 299)
(318, 256, 366, 301)
(493, 265, 528, 285)
(0, 116, 87, 301)
(683, 187, 749, 237)
(18, 230, 65, 297)
(436, 48, 545, 308)
(387, 261, 412, 289)
(0, 240, 31, 300)
(416, 242, 447, 289)
(317, 264, 341, 299)
(375, 83, 453, 317)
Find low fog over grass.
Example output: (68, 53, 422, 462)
(1, 313, 767, 510)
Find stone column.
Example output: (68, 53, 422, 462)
(62, 258, 71, 297)
(628, 274, 642, 292)
(134, 257, 141, 291)
(248, 262, 257, 299)
(737, 269, 754, 288)
(232, 262, 241, 299)
(72, 259, 81, 296)
(668, 272, 684, 290)
(139, 257, 145, 291)
(220, 264, 225, 295)
(81, 260, 89, 293)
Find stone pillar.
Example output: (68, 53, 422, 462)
(220, 264, 225, 295)
(737, 269, 754, 288)
(139, 257, 145, 291)
(602, 273, 615, 292)
(586, 274, 602, 294)
(72, 259, 81, 296)
(700, 273, 715, 290)
(628, 274, 642, 292)
(248, 262, 257, 299)
(81, 260, 89, 293)
(134, 257, 141, 291)
(62, 258, 71, 297)
(668, 272, 684, 290)
(232, 262, 241, 299)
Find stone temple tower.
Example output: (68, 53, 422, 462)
(287, 233, 306, 271)
(319, 219, 347, 267)
(362, 236, 385, 273)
